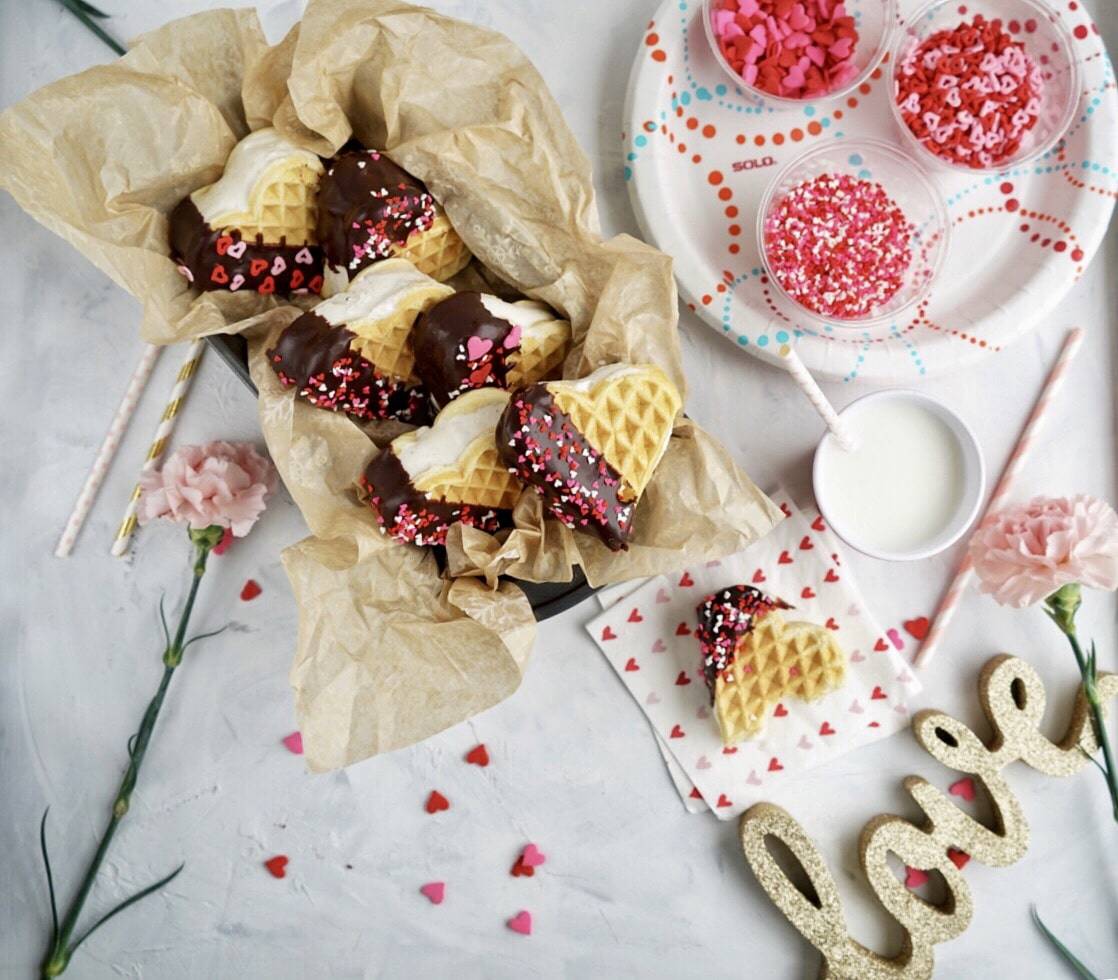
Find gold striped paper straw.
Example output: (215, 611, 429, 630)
(111, 339, 206, 557)
(914, 327, 1085, 669)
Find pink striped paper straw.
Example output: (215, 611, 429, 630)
(54, 343, 161, 557)
(914, 327, 1085, 669)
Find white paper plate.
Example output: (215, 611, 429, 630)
(624, 0, 1117, 382)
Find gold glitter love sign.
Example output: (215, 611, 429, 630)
(740, 655, 1118, 979)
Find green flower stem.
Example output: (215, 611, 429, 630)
(41, 533, 216, 978)
(1064, 628, 1118, 825)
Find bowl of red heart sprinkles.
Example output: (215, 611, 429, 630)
(758, 138, 949, 325)
(703, 0, 898, 105)
(889, 0, 1080, 171)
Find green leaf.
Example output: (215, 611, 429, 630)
(39, 808, 59, 945)
(71, 0, 111, 17)
(55, 0, 126, 56)
(159, 594, 171, 651)
(1031, 906, 1098, 980)
(69, 863, 185, 953)
(181, 624, 230, 654)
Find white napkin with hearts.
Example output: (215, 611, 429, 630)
(586, 492, 921, 820)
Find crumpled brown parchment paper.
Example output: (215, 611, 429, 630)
(0, 0, 782, 770)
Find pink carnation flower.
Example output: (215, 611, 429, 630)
(969, 495, 1118, 607)
(138, 441, 277, 537)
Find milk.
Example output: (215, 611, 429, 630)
(815, 395, 972, 558)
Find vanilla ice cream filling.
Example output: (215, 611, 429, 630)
(396, 399, 506, 480)
(191, 128, 323, 224)
(478, 295, 562, 340)
(313, 259, 451, 327)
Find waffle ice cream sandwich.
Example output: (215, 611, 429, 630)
(696, 585, 846, 746)
(170, 128, 325, 295)
(360, 388, 521, 547)
(496, 363, 681, 551)
(316, 147, 470, 295)
(411, 292, 571, 409)
(268, 258, 452, 423)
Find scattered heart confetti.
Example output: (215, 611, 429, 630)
(799, 536, 814, 551)
(716, 794, 733, 809)
(675, 622, 692, 636)
(874, 638, 889, 652)
(679, 571, 695, 587)
(949, 777, 976, 802)
(520, 844, 546, 868)
(768, 757, 784, 772)
(721, 746, 737, 755)
(871, 686, 888, 700)
(628, 608, 643, 623)
(819, 721, 836, 736)
(240, 579, 262, 601)
(752, 569, 766, 583)
(601, 626, 618, 641)
(264, 855, 288, 878)
(281, 731, 303, 755)
(625, 657, 640, 672)
(213, 527, 234, 556)
(778, 550, 793, 564)
(689, 786, 704, 800)
(903, 616, 931, 641)
(811, 515, 826, 532)
(824, 569, 839, 583)
(947, 848, 970, 870)
(674, 671, 691, 686)
(886, 628, 904, 650)
(774, 703, 788, 717)
(465, 744, 490, 767)
(425, 790, 450, 814)
(801, 586, 816, 600)
(905, 867, 929, 889)
(420, 881, 446, 904)
(510, 856, 535, 878)
(670, 724, 686, 739)
(507, 910, 533, 935)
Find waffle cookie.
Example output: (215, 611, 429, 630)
(316, 147, 470, 294)
(497, 363, 681, 551)
(170, 128, 325, 296)
(360, 388, 521, 547)
(268, 258, 452, 423)
(411, 292, 571, 409)
(696, 585, 846, 746)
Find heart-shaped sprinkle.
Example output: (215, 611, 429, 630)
(420, 881, 445, 904)
(520, 843, 546, 868)
(722, 746, 738, 755)
(905, 867, 929, 889)
(774, 703, 788, 717)
(799, 536, 814, 551)
(886, 628, 904, 650)
(507, 910, 533, 935)
(215, 235, 234, 256)
(289, 269, 304, 289)
(466, 336, 494, 361)
(282, 731, 303, 754)
(504, 325, 522, 350)
(947, 848, 970, 870)
(264, 855, 288, 878)
(258, 275, 276, 295)
(425, 790, 450, 814)
(689, 786, 704, 799)
(850, 650, 865, 663)
(949, 777, 976, 802)
(271, 256, 287, 276)
(229, 273, 245, 292)
(227, 239, 247, 259)
(465, 744, 489, 767)
(240, 579, 262, 601)
(510, 856, 534, 877)
(294, 246, 314, 264)
(811, 514, 826, 532)
(210, 264, 230, 285)
(903, 616, 931, 640)
(249, 258, 269, 277)
(798, 736, 813, 750)
(801, 586, 816, 600)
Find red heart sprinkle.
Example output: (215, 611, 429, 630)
(904, 616, 931, 640)
(258, 275, 276, 295)
(675, 671, 691, 686)
(949, 777, 976, 802)
(209, 264, 230, 284)
(465, 744, 489, 767)
(510, 856, 535, 878)
(722, 746, 738, 755)
(425, 790, 450, 814)
(249, 258, 269, 276)
(905, 867, 929, 889)
(948, 848, 970, 870)
(215, 235, 234, 256)
(240, 579, 262, 601)
(289, 269, 304, 289)
(264, 855, 288, 878)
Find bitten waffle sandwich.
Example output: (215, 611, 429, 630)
(360, 388, 521, 547)
(411, 292, 570, 409)
(170, 128, 325, 296)
(268, 258, 452, 423)
(695, 585, 846, 746)
(497, 363, 680, 551)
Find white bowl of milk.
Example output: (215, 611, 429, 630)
(812, 390, 985, 562)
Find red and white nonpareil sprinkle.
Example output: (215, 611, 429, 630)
(764, 173, 914, 320)
(709, 0, 860, 99)
(895, 15, 1044, 169)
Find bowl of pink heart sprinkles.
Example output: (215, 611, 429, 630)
(704, 0, 898, 105)
(758, 138, 949, 324)
(889, 0, 1080, 171)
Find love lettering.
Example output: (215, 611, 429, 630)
(739, 655, 1118, 979)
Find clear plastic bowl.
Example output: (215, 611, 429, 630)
(888, 0, 1081, 172)
(757, 138, 950, 327)
(703, 0, 898, 107)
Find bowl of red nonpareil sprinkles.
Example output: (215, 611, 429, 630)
(758, 139, 949, 325)
(889, 0, 1080, 172)
(703, 0, 898, 106)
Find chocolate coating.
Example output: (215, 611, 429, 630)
(497, 384, 634, 551)
(411, 292, 521, 409)
(169, 197, 324, 296)
(316, 149, 436, 280)
(360, 449, 505, 547)
(268, 311, 427, 423)
(695, 586, 789, 699)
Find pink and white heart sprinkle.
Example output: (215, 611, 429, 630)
(764, 173, 914, 319)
